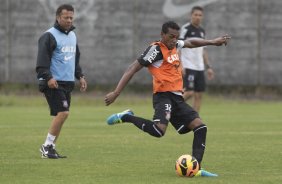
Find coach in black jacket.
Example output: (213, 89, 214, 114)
(36, 4, 87, 159)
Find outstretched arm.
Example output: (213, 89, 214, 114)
(104, 60, 143, 106)
(183, 35, 231, 48)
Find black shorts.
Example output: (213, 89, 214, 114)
(43, 82, 74, 116)
(152, 92, 200, 134)
(183, 69, 206, 92)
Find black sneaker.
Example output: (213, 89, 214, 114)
(40, 144, 59, 159)
(54, 149, 67, 158)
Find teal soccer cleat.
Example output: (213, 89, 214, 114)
(107, 109, 134, 125)
(195, 169, 218, 177)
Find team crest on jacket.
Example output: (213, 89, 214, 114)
(167, 53, 179, 63)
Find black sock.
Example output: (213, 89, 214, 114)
(192, 124, 207, 166)
(122, 114, 164, 138)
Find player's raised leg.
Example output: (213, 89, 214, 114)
(107, 109, 134, 125)
(107, 110, 165, 138)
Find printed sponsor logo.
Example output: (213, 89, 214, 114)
(167, 53, 179, 63)
(163, 0, 221, 18)
(64, 55, 74, 61)
(201, 32, 205, 38)
(147, 49, 160, 63)
(61, 46, 76, 53)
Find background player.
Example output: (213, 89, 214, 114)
(180, 6, 214, 112)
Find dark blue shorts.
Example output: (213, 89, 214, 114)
(183, 69, 206, 92)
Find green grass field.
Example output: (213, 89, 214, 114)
(0, 94, 281, 184)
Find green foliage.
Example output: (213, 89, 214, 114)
(0, 95, 281, 184)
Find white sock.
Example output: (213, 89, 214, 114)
(44, 133, 56, 147)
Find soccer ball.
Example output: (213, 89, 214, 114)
(175, 154, 199, 177)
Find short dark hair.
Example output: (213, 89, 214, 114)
(162, 21, 180, 34)
(191, 6, 203, 14)
(56, 4, 74, 16)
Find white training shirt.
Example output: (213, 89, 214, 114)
(179, 22, 206, 71)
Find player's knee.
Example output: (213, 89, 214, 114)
(57, 111, 69, 119)
(150, 124, 165, 138)
(175, 124, 191, 134)
(193, 124, 207, 133)
(178, 128, 190, 134)
(188, 118, 204, 130)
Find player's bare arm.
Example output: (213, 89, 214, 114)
(105, 60, 143, 106)
(183, 35, 231, 48)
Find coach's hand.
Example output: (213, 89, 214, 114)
(105, 91, 119, 106)
(48, 78, 58, 89)
(79, 77, 87, 92)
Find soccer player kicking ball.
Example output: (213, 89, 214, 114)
(105, 21, 230, 177)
